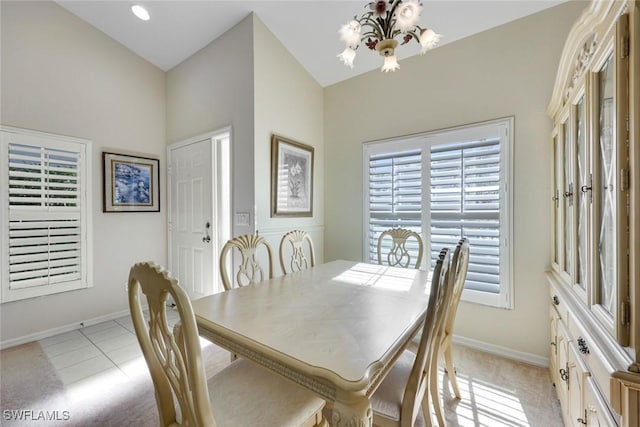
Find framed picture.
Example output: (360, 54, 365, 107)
(271, 135, 314, 217)
(103, 152, 160, 212)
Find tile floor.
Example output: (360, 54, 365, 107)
(38, 311, 179, 387)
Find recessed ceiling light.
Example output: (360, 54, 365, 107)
(131, 5, 150, 21)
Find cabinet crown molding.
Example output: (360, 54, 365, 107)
(547, 0, 626, 118)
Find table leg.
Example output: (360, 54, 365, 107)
(330, 397, 372, 427)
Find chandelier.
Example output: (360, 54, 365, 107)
(338, 0, 441, 72)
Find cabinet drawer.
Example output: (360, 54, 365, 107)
(567, 318, 613, 405)
(585, 377, 619, 427)
(549, 284, 569, 322)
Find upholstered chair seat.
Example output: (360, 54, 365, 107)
(208, 358, 326, 427)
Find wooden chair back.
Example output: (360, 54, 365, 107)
(219, 234, 274, 291)
(445, 237, 470, 337)
(376, 228, 424, 269)
(401, 247, 452, 425)
(279, 230, 316, 274)
(128, 262, 215, 426)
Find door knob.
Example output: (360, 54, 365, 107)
(202, 221, 211, 243)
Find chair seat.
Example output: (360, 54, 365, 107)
(209, 358, 326, 427)
(370, 350, 416, 423)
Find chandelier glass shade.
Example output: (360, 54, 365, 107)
(338, 0, 441, 72)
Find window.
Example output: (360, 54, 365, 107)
(363, 118, 513, 308)
(367, 147, 423, 263)
(1, 126, 92, 303)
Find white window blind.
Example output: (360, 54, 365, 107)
(430, 139, 501, 293)
(1, 127, 91, 302)
(367, 149, 422, 263)
(363, 118, 512, 308)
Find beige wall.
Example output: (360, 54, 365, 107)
(252, 15, 325, 274)
(324, 1, 586, 359)
(166, 13, 255, 238)
(0, 1, 167, 344)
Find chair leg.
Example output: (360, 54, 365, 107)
(420, 387, 434, 427)
(443, 345, 461, 399)
(430, 359, 446, 427)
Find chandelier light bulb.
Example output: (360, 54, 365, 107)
(419, 28, 442, 53)
(339, 20, 362, 47)
(395, 0, 422, 32)
(337, 47, 357, 68)
(381, 55, 400, 73)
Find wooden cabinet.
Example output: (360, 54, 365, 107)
(547, 2, 640, 425)
(585, 377, 618, 426)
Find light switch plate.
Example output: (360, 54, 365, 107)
(235, 212, 250, 226)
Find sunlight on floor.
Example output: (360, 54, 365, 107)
(442, 369, 532, 427)
(65, 336, 213, 397)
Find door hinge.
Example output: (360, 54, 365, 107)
(621, 36, 630, 59)
(620, 168, 629, 191)
(621, 300, 630, 326)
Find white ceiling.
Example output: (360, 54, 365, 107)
(55, 0, 566, 88)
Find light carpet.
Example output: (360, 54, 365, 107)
(1, 342, 562, 426)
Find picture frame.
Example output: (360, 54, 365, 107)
(271, 135, 314, 217)
(102, 152, 160, 212)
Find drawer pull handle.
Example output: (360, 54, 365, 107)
(559, 368, 569, 382)
(578, 409, 587, 425)
(577, 337, 590, 354)
(552, 295, 560, 305)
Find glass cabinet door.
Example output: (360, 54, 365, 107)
(575, 96, 588, 295)
(562, 122, 573, 279)
(552, 135, 560, 268)
(594, 53, 616, 321)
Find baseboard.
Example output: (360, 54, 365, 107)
(0, 309, 131, 350)
(453, 335, 549, 368)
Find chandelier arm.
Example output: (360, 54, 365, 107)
(361, 16, 385, 40)
(361, 30, 380, 39)
(406, 29, 421, 45)
(385, 0, 403, 38)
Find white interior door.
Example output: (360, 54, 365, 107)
(168, 129, 231, 298)
(168, 138, 214, 299)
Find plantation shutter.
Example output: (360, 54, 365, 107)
(2, 128, 90, 302)
(367, 149, 422, 263)
(430, 138, 501, 293)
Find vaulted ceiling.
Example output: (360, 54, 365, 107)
(56, 1, 566, 87)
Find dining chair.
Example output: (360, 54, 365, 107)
(377, 228, 424, 269)
(128, 261, 328, 427)
(279, 230, 316, 274)
(370, 247, 453, 427)
(437, 237, 470, 400)
(219, 234, 274, 291)
(406, 237, 470, 426)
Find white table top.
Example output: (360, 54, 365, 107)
(192, 260, 431, 395)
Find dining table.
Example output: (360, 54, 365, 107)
(191, 259, 432, 427)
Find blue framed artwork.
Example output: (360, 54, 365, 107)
(103, 152, 160, 212)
